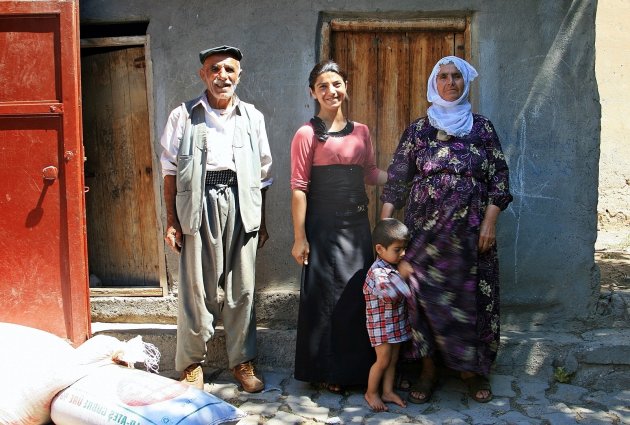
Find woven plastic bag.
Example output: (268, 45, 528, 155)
(51, 364, 246, 425)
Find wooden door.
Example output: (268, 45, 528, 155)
(81, 38, 165, 296)
(0, 0, 90, 345)
(327, 18, 470, 225)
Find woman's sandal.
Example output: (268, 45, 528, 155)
(395, 371, 411, 391)
(407, 376, 437, 404)
(463, 375, 493, 403)
(322, 383, 344, 394)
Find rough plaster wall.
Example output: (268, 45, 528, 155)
(78, 0, 600, 324)
(476, 0, 600, 322)
(596, 0, 630, 231)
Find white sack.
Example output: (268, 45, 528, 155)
(51, 364, 246, 425)
(0, 324, 160, 425)
(0, 323, 81, 425)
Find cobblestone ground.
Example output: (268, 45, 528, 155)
(200, 368, 628, 425)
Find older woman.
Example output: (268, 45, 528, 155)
(381, 56, 512, 404)
(291, 60, 387, 392)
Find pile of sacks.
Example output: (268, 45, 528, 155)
(0, 323, 245, 425)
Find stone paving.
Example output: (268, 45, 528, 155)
(196, 367, 629, 425)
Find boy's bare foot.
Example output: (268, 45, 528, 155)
(364, 392, 388, 412)
(382, 391, 407, 408)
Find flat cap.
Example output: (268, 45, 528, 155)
(199, 45, 243, 63)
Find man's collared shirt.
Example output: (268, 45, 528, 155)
(160, 93, 272, 187)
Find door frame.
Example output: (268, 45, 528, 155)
(319, 15, 471, 61)
(80, 35, 167, 297)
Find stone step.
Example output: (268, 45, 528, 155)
(90, 291, 299, 328)
(91, 323, 295, 374)
(91, 323, 630, 391)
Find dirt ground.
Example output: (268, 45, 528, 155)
(597, 250, 630, 293)
(595, 228, 630, 293)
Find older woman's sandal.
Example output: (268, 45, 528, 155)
(395, 371, 411, 391)
(407, 377, 436, 404)
(464, 375, 493, 403)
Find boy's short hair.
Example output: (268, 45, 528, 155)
(372, 218, 409, 248)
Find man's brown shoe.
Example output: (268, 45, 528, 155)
(232, 361, 264, 393)
(179, 363, 204, 390)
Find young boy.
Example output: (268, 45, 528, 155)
(363, 218, 412, 412)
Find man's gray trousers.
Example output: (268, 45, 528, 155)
(176, 185, 258, 371)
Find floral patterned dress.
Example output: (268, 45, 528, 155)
(381, 114, 513, 375)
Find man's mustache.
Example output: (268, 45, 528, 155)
(213, 79, 234, 88)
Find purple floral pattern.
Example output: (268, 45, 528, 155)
(381, 114, 512, 375)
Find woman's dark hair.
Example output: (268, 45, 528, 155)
(372, 218, 410, 248)
(308, 60, 348, 89)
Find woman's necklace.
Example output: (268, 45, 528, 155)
(310, 116, 354, 142)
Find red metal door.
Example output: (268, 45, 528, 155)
(0, 0, 90, 345)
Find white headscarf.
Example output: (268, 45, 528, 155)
(426, 56, 478, 137)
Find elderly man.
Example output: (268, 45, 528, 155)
(160, 45, 272, 393)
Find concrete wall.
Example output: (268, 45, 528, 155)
(596, 0, 630, 233)
(79, 0, 600, 325)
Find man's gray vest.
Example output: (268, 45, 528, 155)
(175, 99, 262, 235)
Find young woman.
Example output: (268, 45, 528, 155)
(290, 60, 387, 392)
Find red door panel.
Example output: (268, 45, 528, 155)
(0, 0, 90, 345)
(0, 15, 58, 101)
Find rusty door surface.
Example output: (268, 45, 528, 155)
(0, 0, 90, 345)
(329, 19, 469, 225)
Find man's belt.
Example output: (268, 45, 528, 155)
(205, 170, 238, 186)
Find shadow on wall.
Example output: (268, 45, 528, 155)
(498, 0, 599, 327)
